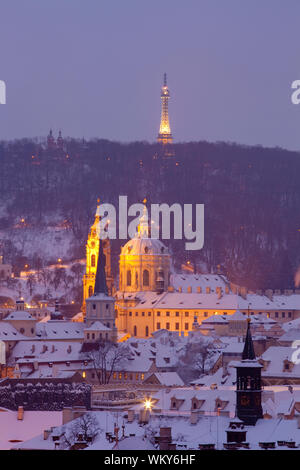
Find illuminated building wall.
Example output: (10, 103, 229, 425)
(82, 202, 113, 313)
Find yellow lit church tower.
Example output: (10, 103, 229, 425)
(82, 200, 114, 312)
(157, 73, 173, 145)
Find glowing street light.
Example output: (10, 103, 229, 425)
(144, 398, 153, 411)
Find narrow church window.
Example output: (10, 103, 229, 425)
(134, 325, 137, 336)
(91, 254, 96, 267)
(127, 270, 131, 286)
(143, 269, 150, 286)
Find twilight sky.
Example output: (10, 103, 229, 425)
(1, 0, 300, 150)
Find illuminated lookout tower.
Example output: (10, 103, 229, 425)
(157, 73, 172, 145)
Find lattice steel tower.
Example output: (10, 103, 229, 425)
(157, 73, 173, 144)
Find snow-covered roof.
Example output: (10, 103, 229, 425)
(261, 346, 300, 378)
(0, 322, 28, 341)
(84, 321, 111, 332)
(146, 372, 184, 386)
(170, 273, 230, 293)
(5, 310, 35, 321)
(279, 329, 300, 343)
(113, 436, 155, 450)
(11, 340, 84, 364)
(0, 408, 62, 450)
(11, 407, 300, 450)
(36, 321, 84, 340)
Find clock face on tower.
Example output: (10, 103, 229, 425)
(241, 394, 250, 406)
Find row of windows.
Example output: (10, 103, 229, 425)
(128, 311, 194, 317)
(127, 310, 294, 319)
(274, 312, 292, 318)
(132, 323, 190, 336)
(111, 372, 145, 381)
(86, 332, 109, 340)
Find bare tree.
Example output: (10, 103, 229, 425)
(40, 268, 51, 289)
(177, 338, 215, 383)
(87, 339, 132, 385)
(26, 273, 36, 297)
(61, 413, 100, 449)
(71, 263, 84, 287)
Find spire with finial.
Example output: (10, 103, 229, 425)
(242, 318, 256, 360)
(93, 239, 108, 296)
(47, 128, 55, 149)
(57, 129, 64, 148)
(137, 199, 149, 238)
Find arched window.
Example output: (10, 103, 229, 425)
(133, 325, 137, 337)
(143, 269, 149, 286)
(127, 270, 131, 286)
(88, 285, 93, 297)
(91, 254, 96, 267)
(145, 326, 149, 337)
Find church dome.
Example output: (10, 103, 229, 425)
(121, 237, 168, 257)
(120, 202, 169, 257)
(118, 202, 171, 294)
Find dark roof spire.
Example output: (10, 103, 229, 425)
(242, 318, 256, 360)
(94, 239, 108, 296)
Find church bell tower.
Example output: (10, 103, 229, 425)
(82, 200, 114, 313)
(234, 318, 263, 425)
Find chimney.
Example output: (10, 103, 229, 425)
(52, 364, 59, 378)
(197, 286, 202, 293)
(159, 427, 172, 450)
(31, 344, 35, 353)
(33, 361, 39, 370)
(67, 345, 72, 354)
(17, 406, 24, 421)
(190, 411, 199, 425)
(42, 345, 48, 353)
(51, 345, 55, 353)
(62, 407, 73, 425)
(127, 409, 135, 422)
